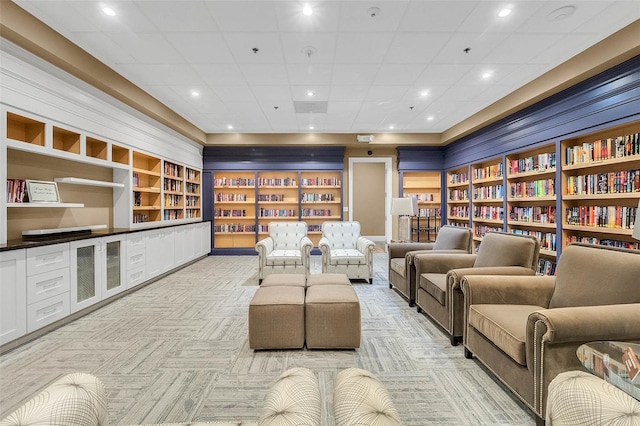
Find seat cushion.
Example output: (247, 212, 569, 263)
(329, 249, 365, 265)
(420, 273, 447, 305)
(389, 258, 406, 277)
(265, 249, 303, 266)
(468, 304, 544, 365)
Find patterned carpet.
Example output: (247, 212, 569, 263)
(0, 253, 536, 425)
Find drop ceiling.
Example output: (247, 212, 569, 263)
(12, 1, 640, 135)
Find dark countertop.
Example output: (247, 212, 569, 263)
(1, 220, 210, 252)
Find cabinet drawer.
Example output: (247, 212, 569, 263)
(27, 268, 70, 304)
(127, 266, 146, 288)
(127, 234, 146, 250)
(27, 292, 69, 333)
(27, 244, 69, 277)
(127, 249, 146, 269)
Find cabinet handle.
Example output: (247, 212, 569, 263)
(39, 279, 61, 291)
(39, 255, 59, 266)
(41, 306, 58, 316)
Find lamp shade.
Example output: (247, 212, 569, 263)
(633, 199, 640, 241)
(390, 197, 418, 216)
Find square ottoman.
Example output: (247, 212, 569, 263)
(249, 286, 305, 350)
(307, 273, 351, 286)
(261, 274, 306, 287)
(305, 285, 361, 349)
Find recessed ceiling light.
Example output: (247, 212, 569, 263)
(102, 7, 116, 16)
(498, 8, 512, 18)
(309, 125, 315, 130)
(482, 71, 493, 79)
(427, 116, 434, 121)
(190, 90, 200, 97)
(302, 5, 313, 16)
(548, 5, 576, 22)
(389, 125, 395, 130)
(227, 125, 233, 130)
(306, 91, 315, 97)
(420, 91, 429, 97)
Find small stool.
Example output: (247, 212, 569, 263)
(249, 286, 305, 350)
(305, 285, 361, 349)
(261, 274, 306, 287)
(307, 273, 351, 286)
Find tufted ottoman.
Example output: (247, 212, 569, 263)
(249, 286, 305, 350)
(260, 273, 306, 287)
(307, 273, 351, 286)
(305, 284, 360, 349)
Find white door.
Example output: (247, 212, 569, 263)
(0, 250, 27, 344)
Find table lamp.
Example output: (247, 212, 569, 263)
(391, 197, 418, 242)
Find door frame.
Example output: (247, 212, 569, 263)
(348, 156, 393, 242)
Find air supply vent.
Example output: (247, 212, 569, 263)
(294, 101, 328, 114)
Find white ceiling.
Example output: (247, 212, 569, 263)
(13, 1, 640, 135)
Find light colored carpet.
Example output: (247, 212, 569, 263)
(0, 253, 536, 425)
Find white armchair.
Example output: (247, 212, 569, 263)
(318, 221, 375, 283)
(255, 221, 313, 283)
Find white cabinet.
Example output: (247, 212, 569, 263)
(0, 250, 27, 345)
(146, 228, 175, 279)
(199, 222, 211, 256)
(70, 235, 126, 313)
(26, 244, 70, 333)
(174, 226, 188, 265)
(126, 232, 146, 288)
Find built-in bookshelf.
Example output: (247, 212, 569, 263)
(257, 171, 299, 242)
(185, 167, 201, 219)
(446, 166, 470, 227)
(163, 161, 183, 221)
(506, 143, 558, 274)
(213, 172, 257, 249)
(132, 151, 162, 223)
(402, 171, 441, 242)
(561, 121, 640, 251)
(300, 171, 342, 245)
(471, 157, 504, 246)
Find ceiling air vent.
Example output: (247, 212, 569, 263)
(294, 101, 328, 114)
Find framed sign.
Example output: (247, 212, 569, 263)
(26, 180, 60, 203)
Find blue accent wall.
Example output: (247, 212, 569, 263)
(396, 146, 445, 171)
(203, 146, 344, 170)
(444, 54, 640, 169)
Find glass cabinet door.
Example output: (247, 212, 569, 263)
(102, 235, 126, 298)
(70, 239, 101, 313)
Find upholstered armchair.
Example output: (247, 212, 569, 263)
(255, 221, 313, 283)
(319, 221, 375, 283)
(414, 232, 540, 345)
(388, 225, 473, 306)
(461, 243, 640, 424)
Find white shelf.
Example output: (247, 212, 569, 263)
(54, 177, 124, 188)
(7, 202, 85, 208)
(22, 224, 107, 236)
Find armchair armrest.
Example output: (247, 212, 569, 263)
(356, 236, 375, 254)
(449, 266, 536, 290)
(528, 303, 640, 344)
(255, 237, 275, 267)
(300, 236, 313, 255)
(461, 275, 556, 307)
(388, 243, 434, 260)
(415, 253, 477, 275)
(318, 237, 330, 254)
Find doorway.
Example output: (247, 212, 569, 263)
(348, 157, 392, 242)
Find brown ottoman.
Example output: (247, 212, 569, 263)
(249, 286, 305, 350)
(261, 274, 306, 287)
(307, 273, 351, 286)
(305, 285, 361, 349)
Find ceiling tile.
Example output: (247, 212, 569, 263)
(338, 2, 409, 32)
(133, 1, 218, 32)
(280, 33, 337, 64)
(329, 86, 369, 102)
(331, 64, 380, 86)
(384, 33, 452, 64)
(398, 2, 476, 32)
(206, 1, 279, 31)
(223, 33, 285, 63)
(192, 63, 247, 86)
(373, 64, 426, 85)
(165, 33, 235, 63)
(108, 33, 184, 63)
(334, 33, 395, 63)
(286, 63, 334, 85)
(239, 63, 289, 85)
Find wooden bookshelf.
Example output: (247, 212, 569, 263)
(561, 120, 640, 251)
(446, 165, 470, 227)
(506, 143, 558, 274)
(162, 160, 184, 221)
(185, 167, 201, 219)
(471, 157, 504, 246)
(213, 171, 257, 248)
(257, 171, 299, 240)
(132, 151, 162, 223)
(111, 144, 130, 165)
(52, 126, 80, 155)
(402, 171, 441, 242)
(6, 112, 45, 146)
(300, 171, 342, 245)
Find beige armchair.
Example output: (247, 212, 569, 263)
(319, 221, 375, 283)
(414, 232, 540, 345)
(255, 221, 313, 283)
(387, 225, 473, 306)
(461, 243, 640, 424)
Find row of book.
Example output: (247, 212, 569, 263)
(164, 194, 181, 207)
(474, 225, 501, 238)
(163, 210, 183, 221)
(565, 133, 640, 166)
(508, 206, 556, 223)
(301, 209, 333, 217)
(450, 206, 469, 217)
(301, 177, 341, 186)
(473, 163, 504, 180)
(509, 179, 556, 198)
(566, 235, 640, 250)
(258, 177, 296, 187)
(216, 193, 247, 202)
(133, 214, 149, 223)
(164, 162, 181, 178)
(406, 193, 435, 202)
(449, 189, 468, 201)
(565, 205, 637, 229)
(186, 182, 199, 194)
(185, 196, 199, 207)
(214, 177, 255, 187)
(213, 224, 256, 232)
(565, 170, 640, 195)
(214, 209, 247, 217)
(185, 209, 200, 219)
(6, 179, 26, 203)
(512, 229, 557, 251)
(508, 153, 556, 175)
(186, 168, 198, 181)
(537, 259, 557, 276)
(259, 209, 296, 217)
(473, 206, 504, 220)
(258, 194, 287, 202)
(449, 172, 469, 185)
(301, 193, 336, 202)
(418, 208, 441, 216)
(473, 184, 503, 200)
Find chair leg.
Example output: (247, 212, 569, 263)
(535, 414, 545, 426)
(416, 306, 422, 313)
(258, 279, 262, 285)
(389, 283, 393, 289)
(464, 348, 473, 359)
(409, 299, 415, 307)
(450, 335, 460, 346)
(369, 278, 373, 284)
